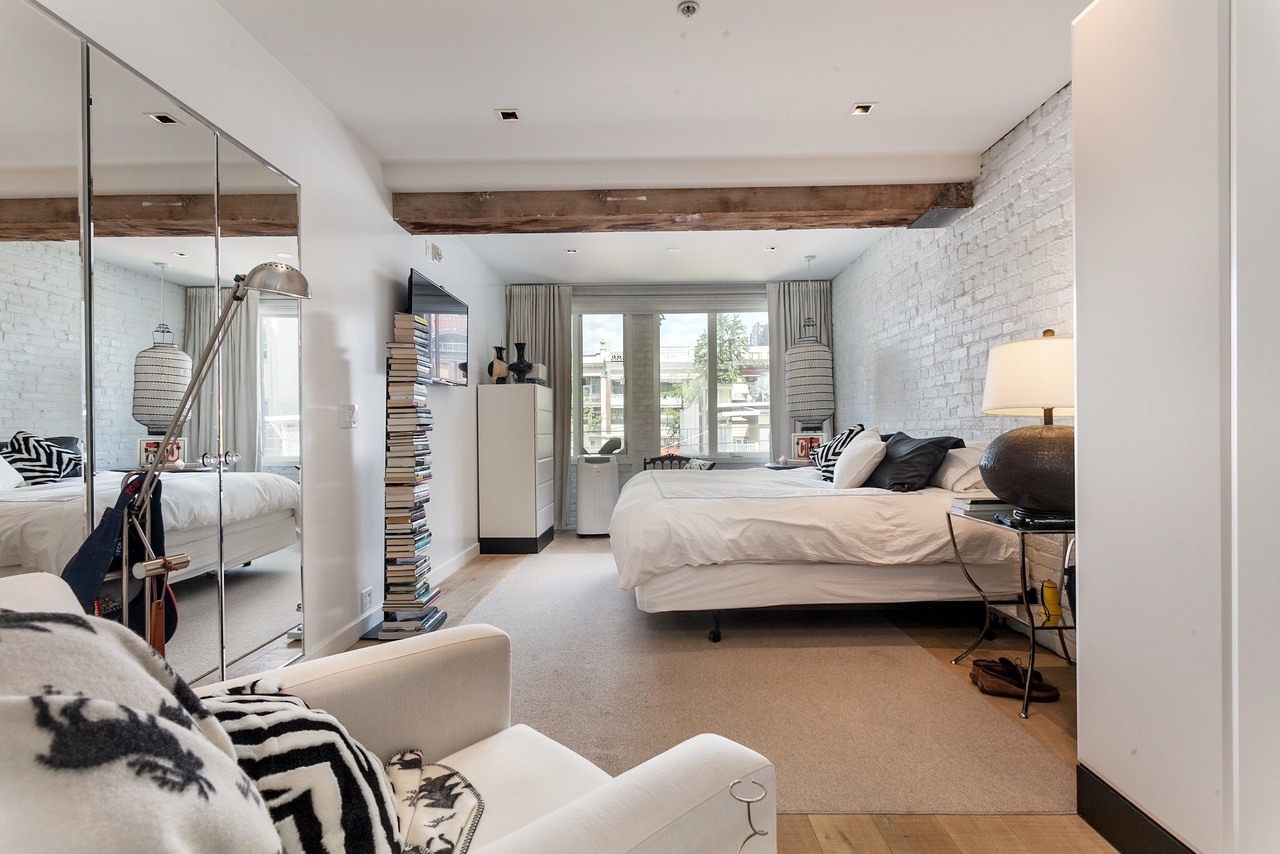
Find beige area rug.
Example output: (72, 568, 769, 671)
(165, 545, 301, 683)
(461, 553, 1075, 814)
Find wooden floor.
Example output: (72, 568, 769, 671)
(223, 535, 1116, 853)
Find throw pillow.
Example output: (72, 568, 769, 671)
(0, 610, 281, 853)
(386, 750, 483, 854)
(832, 429, 887, 489)
(0, 455, 23, 491)
(864, 432, 966, 492)
(683, 458, 714, 470)
(43, 436, 85, 478)
(811, 425, 865, 482)
(929, 445, 988, 491)
(2, 431, 81, 486)
(200, 685, 401, 854)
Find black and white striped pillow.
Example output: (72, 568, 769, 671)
(2, 431, 81, 485)
(200, 688, 401, 854)
(811, 425, 865, 482)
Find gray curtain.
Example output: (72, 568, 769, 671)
(767, 279, 833, 459)
(182, 287, 260, 471)
(506, 284, 573, 528)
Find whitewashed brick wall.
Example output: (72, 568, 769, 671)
(1, 241, 187, 469)
(832, 84, 1074, 443)
(831, 85, 1077, 657)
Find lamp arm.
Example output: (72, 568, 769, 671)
(131, 280, 248, 514)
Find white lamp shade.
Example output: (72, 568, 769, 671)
(132, 324, 193, 434)
(981, 334, 1075, 417)
(784, 337, 835, 429)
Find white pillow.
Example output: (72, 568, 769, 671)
(0, 454, 23, 491)
(930, 444, 988, 491)
(832, 429, 887, 489)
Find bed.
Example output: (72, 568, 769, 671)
(0, 470, 301, 585)
(610, 465, 1022, 623)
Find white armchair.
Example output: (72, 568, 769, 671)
(0, 573, 777, 854)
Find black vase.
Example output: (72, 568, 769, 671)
(487, 346, 508, 384)
(509, 342, 535, 384)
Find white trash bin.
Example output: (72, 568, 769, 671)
(576, 454, 619, 536)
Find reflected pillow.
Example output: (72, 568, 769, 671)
(832, 428, 886, 489)
(929, 444, 988, 491)
(1, 431, 81, 486)
(43, 436, 84, 478)
(864, 432, 965, 492)
(0, 455, 24, 491)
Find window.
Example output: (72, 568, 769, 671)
(575, 314, 626, 456)
(258, 298, 300, 474)
(659, 312, 770, 458)
(572, 284, 770, 463)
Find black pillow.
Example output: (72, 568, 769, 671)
(864, 432, 966, 492)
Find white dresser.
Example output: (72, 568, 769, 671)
(477, 383, 555, 553)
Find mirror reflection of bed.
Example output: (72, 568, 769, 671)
(0, 0, 305, 687)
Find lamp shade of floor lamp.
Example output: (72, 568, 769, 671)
(977, 329, 1075, 519)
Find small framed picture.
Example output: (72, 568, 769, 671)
(139, 437, 185, 468)
(792, 433, 824, 461)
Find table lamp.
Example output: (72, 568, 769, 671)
(977, 329, 1075, 521)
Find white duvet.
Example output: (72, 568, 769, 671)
(610, 467, 1018, 589)
(0, 471, 301, 576)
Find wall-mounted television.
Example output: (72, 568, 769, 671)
(407, 268, 469, 385)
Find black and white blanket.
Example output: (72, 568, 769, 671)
(0, 608, 282, 852)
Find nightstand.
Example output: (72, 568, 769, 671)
(946, 509, 1075, 718)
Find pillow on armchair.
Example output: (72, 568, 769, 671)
(864, 432, 965, 492)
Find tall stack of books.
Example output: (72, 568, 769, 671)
(375, 313, 446, 640)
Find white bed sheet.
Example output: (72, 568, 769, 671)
(0, 471, 301, 577)
(610, 467, 1018, 590)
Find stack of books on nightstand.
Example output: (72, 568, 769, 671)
(950, 496, 1015, 520)
(374, 312, 446, 641)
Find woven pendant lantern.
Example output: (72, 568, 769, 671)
(783, 256, 834, 431)
(133, 263, 193, 435)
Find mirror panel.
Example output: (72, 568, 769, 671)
(214, 134, 304, 673)
(0, 0, 85, 481)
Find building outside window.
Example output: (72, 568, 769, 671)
(576, 314, 625, 455)
(659, 311, 770, 459)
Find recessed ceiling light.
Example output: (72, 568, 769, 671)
(666, 247, 681, 253)
(146, 112, 183, 125)
(565, 248, 578, 254)
(849, 102, 877, 116)
(170, 251, 189, 258)
(495, 108, 520, 122)
(763, 245, 777, 252)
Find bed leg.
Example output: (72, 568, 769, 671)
(708, 611, 722, 643)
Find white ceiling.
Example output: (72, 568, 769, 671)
(211, 0, 1086, 284)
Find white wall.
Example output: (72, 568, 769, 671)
(1074, 0, 1233, 850)
(832, 85, 1075, 443)
(34, 0, 505, 656)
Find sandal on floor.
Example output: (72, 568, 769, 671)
(969, 662, 1060, 702)
(971, 657, 1046, 686)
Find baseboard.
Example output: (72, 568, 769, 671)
(479, 526, 555, 554)
(1077, 764, 1193, 853)
(429, 542, 480, 586)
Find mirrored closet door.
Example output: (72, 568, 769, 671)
(0, 0, 304, 686)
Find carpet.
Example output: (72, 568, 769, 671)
(165, 545, 302, 683)
(460, 552, 1075, 814)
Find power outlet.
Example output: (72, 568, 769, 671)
(360, 586, 374, 612)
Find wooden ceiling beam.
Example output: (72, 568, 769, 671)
(392, 182, 974, 235)
(0, 193, 298, 241)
